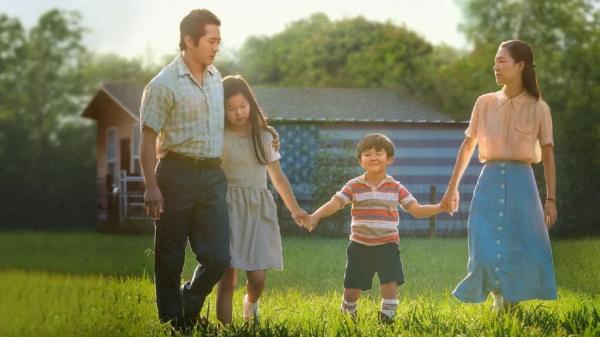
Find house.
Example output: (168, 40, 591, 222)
(82, 82, 482, 235)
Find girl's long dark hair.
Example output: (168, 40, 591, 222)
(223, 75, 275, 165)
(500, 40, 541, 100)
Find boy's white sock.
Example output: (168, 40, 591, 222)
(340, 299, 358, 316)
(243, 294, 259, 321)
(380, 298, 399, 318)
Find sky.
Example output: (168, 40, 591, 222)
(1, 0, 467, 61)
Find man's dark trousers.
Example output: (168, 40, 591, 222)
(154, 153, 230, 329)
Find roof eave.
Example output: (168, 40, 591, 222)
(268, 117, 466, 124)
(99, 83, 140, 121)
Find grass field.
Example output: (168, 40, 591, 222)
(0, 232, 598, 336)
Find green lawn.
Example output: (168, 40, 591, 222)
(0, 232, 598, 336)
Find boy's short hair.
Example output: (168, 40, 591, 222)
(179, 9, 221, 51)
(356, 133, 395, 159)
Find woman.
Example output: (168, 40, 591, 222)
(441, 40, 558, 311)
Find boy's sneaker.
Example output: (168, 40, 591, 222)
(340, 307, 357, 322)
(340, 300, 358, 321)
(242, 294, 259, 323)
(378, 311, 395, 325)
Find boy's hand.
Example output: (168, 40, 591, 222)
(304, 214, 319, 232)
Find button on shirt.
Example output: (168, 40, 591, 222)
(140, 55, 224, 159)
(465, 90, 554, 163)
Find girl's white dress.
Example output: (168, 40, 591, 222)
(221, 129, 283, 271)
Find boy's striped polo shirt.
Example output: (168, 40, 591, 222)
(334, 174, 415, 246)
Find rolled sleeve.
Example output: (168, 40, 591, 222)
(398, 185, 416, 209)
(464, 96, 481, 139)
(538, 101, 554, 146)
(139, 83, 173, 134)
(334, 181, 354, 206)
(263, 129, 282, 163)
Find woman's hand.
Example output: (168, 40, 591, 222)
(544, 200, 557, 229)
(441, 188, 460, 215)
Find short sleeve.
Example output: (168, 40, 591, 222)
(538, 101, 554, 146)
(139, 83, 173, 134)
(464, 96, 482, 139)
(398, 183, 416, 209)
(262, 128, 281, 163)
(334, 180, 354, 206)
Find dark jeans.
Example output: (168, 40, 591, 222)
(154, 154, 230, 328)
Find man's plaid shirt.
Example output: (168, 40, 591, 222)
(140, 54, 224, 159)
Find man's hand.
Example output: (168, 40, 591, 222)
(144, 185, 164, 219)
(267, 125, 281, 152)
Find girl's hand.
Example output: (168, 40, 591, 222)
(291, 208, 309, 227)
(544, 200, 557, 229)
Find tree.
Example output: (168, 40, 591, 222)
(0, 9, 95, 228)
(309, 138, 358, 236)
(82, 53, 158, 88)
(238, 13, 434, 96)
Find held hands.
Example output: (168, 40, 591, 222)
(144, 185, 164, 219)
(302, 214, 319, 232)
(291, 207, 319, 232)
(544, 200, 557, 229)
(291, 208, 319, 232)
(440, 188, 460, 215)
(291, 208, 309, 228)
(438, 201, 457, 215)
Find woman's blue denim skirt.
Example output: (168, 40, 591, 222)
(453, 161, 557, 303)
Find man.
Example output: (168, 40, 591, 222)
(139, 9, 228, 330)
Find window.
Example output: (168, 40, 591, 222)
(106, 127, 117, 177)
(131, 123, 141, 174)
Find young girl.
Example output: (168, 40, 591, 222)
(216, 75, 308, 324)
(441, 40, 558, 311)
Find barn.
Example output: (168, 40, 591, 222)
(81, 82, 482, 235)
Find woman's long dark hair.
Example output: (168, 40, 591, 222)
(500, 40, 541, 100)
(223, 75, 274, 165)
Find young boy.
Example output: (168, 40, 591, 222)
(304, 133, 453, 323)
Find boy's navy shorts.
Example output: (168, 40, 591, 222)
(343, 241, 405, 290)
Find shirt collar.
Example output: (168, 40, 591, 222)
(175, 54, 215, 78)
(496, 89, 530, 110)
(358, 173, 395, 188)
